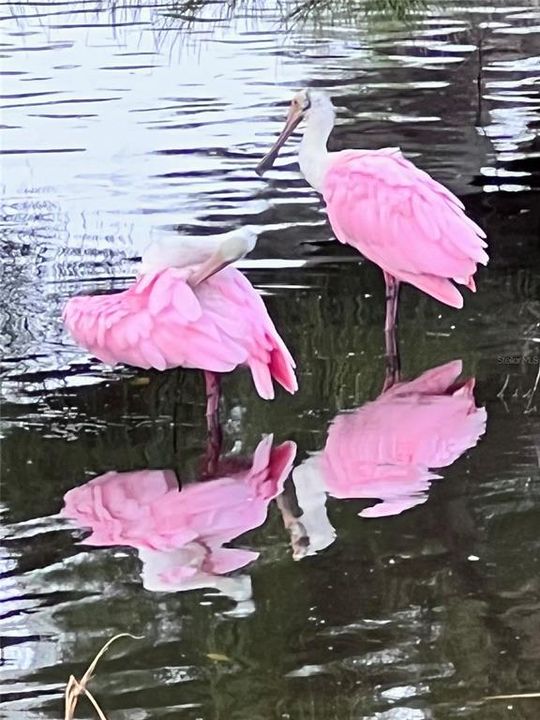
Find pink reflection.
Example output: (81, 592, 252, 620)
(61, 436, 296, 604)
(292, 360, 487, 555)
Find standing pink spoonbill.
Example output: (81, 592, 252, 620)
(63, 228, 298, 418)
(256, 89, 489, 358)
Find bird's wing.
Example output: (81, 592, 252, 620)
(63, 268, 250, 372)
(64, 266, 297, 397)
(244, 436, 297, 499)
(197, 269, 298, 398)
(323, 149, 488, 307)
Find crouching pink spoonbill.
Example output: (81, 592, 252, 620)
(256, 89, 489, 367)
(63, 228, 298, 424)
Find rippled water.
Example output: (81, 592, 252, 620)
(1, 0, 540, 718)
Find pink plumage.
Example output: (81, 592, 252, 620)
(321, 360, 487, 516)
(61, 436, 296, 596)
(256, 89, 489, 328)
(63, 265, 297, 400)
(290, 360, 487, 557)
(323, 149, 489, 309)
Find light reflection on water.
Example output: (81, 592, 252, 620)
(0, 0, 538, 379)
(1, 1, 540, 719)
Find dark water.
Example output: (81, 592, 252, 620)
(1, 1, 540, 718)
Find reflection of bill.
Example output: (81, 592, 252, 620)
(61, 436, 296, 608)
(288, 360, 487, 558)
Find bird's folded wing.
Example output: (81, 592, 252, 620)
(323, 150, 488, 297)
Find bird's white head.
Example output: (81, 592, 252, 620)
(188, 226, 257, 287)
(218, 226, 258, 263)
(256, 89, 336, 176)
(303, 89, 336, 120)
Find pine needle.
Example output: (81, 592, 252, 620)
(485, 692, 540, 700)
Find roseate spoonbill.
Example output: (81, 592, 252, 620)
(288, 359, 487, 558)
(256, 89, 489, 361)
(63, 228, 298, 418)
(61, 434, 296, 604)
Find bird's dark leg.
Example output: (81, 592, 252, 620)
(382, 327, 401, 393)
(204, 370, 221, 418)
(203, 371, 223, 477)
(383, 271, 400, 334)
(383, 272, 401, 392)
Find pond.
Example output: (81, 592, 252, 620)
(1, 0, 540, 718)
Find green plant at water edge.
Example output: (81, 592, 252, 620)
(285, 0, 427, 24)
(161, 0, 429, 26)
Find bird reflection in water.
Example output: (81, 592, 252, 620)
(61, 434, 296, 609)
(282, 358, 487, 558)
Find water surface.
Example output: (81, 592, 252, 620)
(1, 1, 540, 718)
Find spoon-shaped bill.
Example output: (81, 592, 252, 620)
(255, 105, 303, 176)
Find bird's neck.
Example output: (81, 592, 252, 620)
(298, 108, 335, 192)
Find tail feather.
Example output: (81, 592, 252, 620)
(249, 360, 275, 400)
(395, 269, 464, 309)
(269, 345, 298, 394)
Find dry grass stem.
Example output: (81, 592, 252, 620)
(485, 692, 540, 700)
(64, 633, 142, 720)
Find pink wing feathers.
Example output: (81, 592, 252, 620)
(321, 360, 487, 517)
(63, 266, 297, 399)
(323, 149, 489, 308)
(200, 268, 298, 399)
(61, 436, 298, 588)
